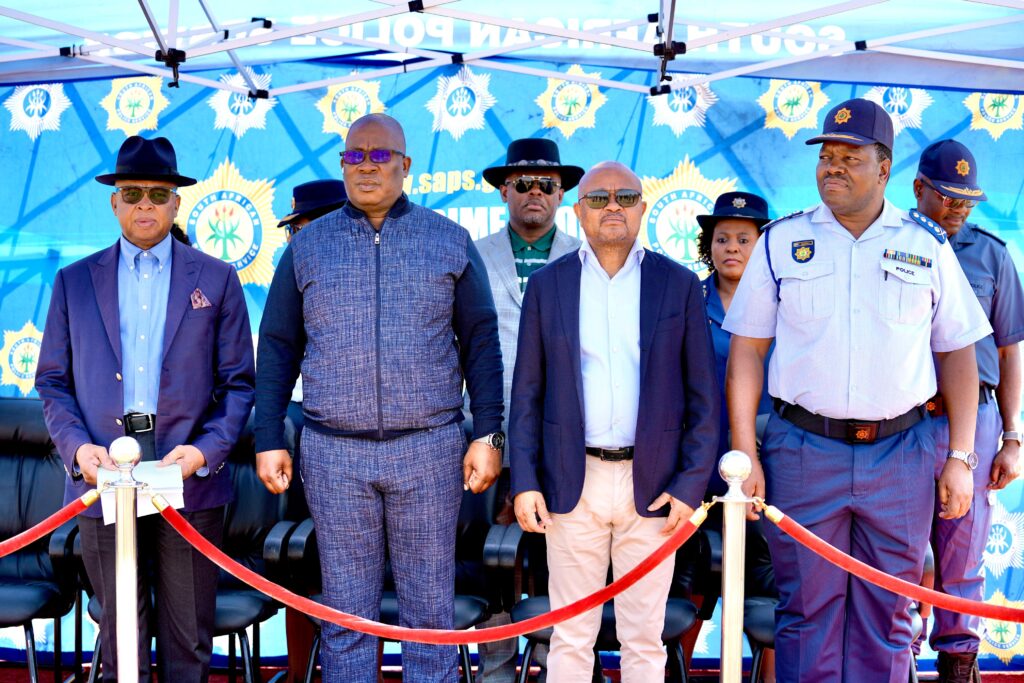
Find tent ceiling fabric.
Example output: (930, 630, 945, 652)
(0, 0, 1022, 94)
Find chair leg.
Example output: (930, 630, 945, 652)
(24, 623, 39, 683)
(749, 645, 764, 683)
(228, 633, 237, 683)
(667, 640, 687, 683)
(909, 653, 919, 683)
(254, 621, 261, 675)
(238, 630, 255, 683)
(74, 595, 83, 683)
(87, 634, 101, 683)
(305, 629, 321, 683)
(55, 615, 63, 683)
(459, 644, 474, 683)
(517, 640, 536, 683)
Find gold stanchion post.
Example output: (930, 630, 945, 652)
(717, 450, 752, 683)
(108, 436, 142, 683)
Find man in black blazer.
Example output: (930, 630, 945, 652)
(509, 161, 719, 681)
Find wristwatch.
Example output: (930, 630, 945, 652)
(475, 432, 506, 451)
(947, 449, 979, 471)
(1002, 431, 1022, 445)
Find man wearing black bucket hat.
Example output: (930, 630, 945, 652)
(914, 140, 1024, 683)
(36, 136, 255, 681)
(724, 99, 990, 682)
(474, 138, 583, 681)
(277, 179, 348, 237)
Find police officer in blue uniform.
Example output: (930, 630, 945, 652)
(914, 139, 1024, 683)
(724, 98, 992, 683)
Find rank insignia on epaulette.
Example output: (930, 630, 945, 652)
(908, 209, 947, 244)
(883, 248, 933, 268)
(792, 239, 814, 262)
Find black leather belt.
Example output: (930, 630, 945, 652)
(926, 386, 993, 418)
(773, 399, 925, 445)
(124, 412, 156, 434)
(586, 446, 634, 461)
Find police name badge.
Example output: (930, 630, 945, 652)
(792, 240, 814, 262)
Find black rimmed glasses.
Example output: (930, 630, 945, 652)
(505, 176, 561, 195)
(920, 178, 978, 210)
(341, 149, 405, 165)
(116, 186, 176, 205)
(578, 189, 642, 210)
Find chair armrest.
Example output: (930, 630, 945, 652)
(696, 528, 722, 621)
(48, 518, 80, 594)
(263, 520, 299, 583)
(703, 528, 722, 574)
(285, 518, 319, 593)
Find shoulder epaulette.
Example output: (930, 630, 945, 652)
(972, 225, 1007, 246)
(760, 209, 804, 232)
(908, 209, 947, 244)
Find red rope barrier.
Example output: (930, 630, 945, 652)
(766, 504, 1024, 623)
(0, 490, 99, 559)
(155, 496, 704, 645)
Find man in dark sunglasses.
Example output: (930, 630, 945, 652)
(914, 139, 1024, 683)
(475, 138, 584, 681)
(510, 161, 719, 681)
(256, 113, 504, 683)
(36, 135, 255, 682)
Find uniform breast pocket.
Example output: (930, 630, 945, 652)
(880, 259, 932, 325)
(969, 277, 995, 318)
(778, 261, 835, 322)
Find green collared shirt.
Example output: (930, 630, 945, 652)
(509, 226, 557, 292)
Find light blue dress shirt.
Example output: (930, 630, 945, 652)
(118, 233, 172, 415)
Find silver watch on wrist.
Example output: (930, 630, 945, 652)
(1002, 431, 1022, 445)
(474, 432, 505, 451)
(947, 449, 979, 470)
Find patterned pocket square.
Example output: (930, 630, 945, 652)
(190, 288, 213, 309)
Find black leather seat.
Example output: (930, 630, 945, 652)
(0, 397, 80, 683)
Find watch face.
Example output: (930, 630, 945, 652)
(491, 432, 506, 450)
(968, 452, 979, 469)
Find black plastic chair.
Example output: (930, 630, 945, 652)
(0, 397, 81, 683)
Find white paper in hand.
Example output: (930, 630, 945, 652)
(97, 462, 185, 525)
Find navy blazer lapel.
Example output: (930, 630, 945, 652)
(89, 243, 123, 366)
(639, 252, 666, 384)
(555, 254, 585, 419)
(161, 240, 202, 360)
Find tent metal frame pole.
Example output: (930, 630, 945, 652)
(167, 0, 179, 50)
(0, 50, 57, 64)
(196, 0, 259, 94)
(675, 17, 848, 47)
(75, 53, 249, 94)
(136, 0, 169, 55)
(187, 0, 456, 59)
(0, 7, 156, 58)
(965, 0, 1024, 9)
(665, 45, 852, 90)
(268, 57, 453, 96)
(867, 12, 1024, 46)
(461, 18, 647, 61)
(684, 0, 888, 51)
(471, 58, 650, 93)
(873, 45, 1024, 69)
(0, 35, 60, 51)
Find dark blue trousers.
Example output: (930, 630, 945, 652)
(301, 422, 465, 683)
(762, 412, 935, 683)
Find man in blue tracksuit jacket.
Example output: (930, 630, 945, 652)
(254, 114, 504, 683)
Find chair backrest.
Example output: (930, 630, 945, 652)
(0, 397, 66, 583)
(219, 410, 289, 589)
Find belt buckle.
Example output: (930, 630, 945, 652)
(599, 448, 626, 461)
(846, 421, 878, 444)
(127, 413, 154, 433)
(926, 395, 945, 417)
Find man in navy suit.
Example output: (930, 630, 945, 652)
(36, 136, 255, 682)
(509, 161, 719, 681)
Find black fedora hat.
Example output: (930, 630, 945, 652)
(696, 191, 771, 231)
(483, 138, 585, 191)
(278, 179, 348, 227)
(95, 136, 196, 187)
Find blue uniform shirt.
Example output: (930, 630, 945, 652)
(947, 222, 1024, 387)
(117, 233, 172, 415)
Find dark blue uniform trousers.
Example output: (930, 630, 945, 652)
(300, 422, 465, 683)
(762, 412, 935, 683)
(929, 402, 1001, 654)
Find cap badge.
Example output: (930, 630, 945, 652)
(955, 159, 970, 177)
(834, 107, 852, 125)
(732, 197, 747, 208)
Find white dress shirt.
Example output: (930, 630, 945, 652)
(724, 200, 991, 421)
(578, 237, 645, 447)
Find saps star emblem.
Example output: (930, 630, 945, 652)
(535, 64, 608, 139)
(963, 92, 1024, 141)
(99, 77, 170, 137)
(757, 80, 830, 140)
(648, 80, 718, 137)
(0, 321, 43, 396)
(425, 66, 496, 141)
(208, 69, 278, 139)
(981, 591, 1024, 664)
(984, 499, 1024, 580)
(316, 78, 385, 139)
(863, 86, 933, 136)
(640, 158, 737, 276)
(955, 159, 970, 176)
(177, 160, 285, 287)
(4, 84, 71, 141)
